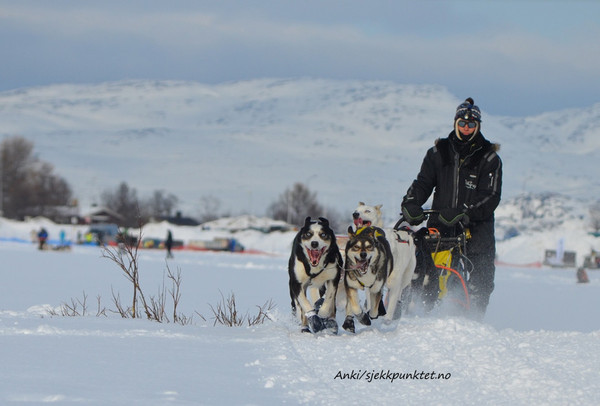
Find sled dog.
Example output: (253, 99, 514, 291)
(352, 201, 384, 229)
(342, 225, 416, 333)
(288, 217, 342, 334)
(351, 202, 439, 315)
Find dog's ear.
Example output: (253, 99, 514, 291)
(359, 202, 365, 206)
(303, 217, 312, 227)
(359, 227, 375, 238)
(375, 204, 382, 210)
(318, 217, 329, 227)
(347, 226, 355, 237)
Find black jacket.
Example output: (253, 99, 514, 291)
(403, 130, 502, 237)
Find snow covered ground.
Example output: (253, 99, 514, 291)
(1, 216, 599, 405)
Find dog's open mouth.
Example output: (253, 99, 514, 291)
(353, 218, 372, 227)
(351, 258, 371, 275)
(307, 247, 327, 266)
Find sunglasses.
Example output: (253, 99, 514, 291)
(457, 120, 477, 129)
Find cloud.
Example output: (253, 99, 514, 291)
(1, 1, 599, 115)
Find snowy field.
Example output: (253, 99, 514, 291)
(1, 234, 599, 405)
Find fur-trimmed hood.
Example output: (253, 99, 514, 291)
(435, 132, 500, 170)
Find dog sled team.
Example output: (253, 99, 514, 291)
(288, 98, 502, 334)
(287, 205, 425, 335)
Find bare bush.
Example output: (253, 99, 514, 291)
(49, 224, 273, 328)
(47, 291, 106, 317)
(100, 224, 195, 325)
(209, 291, 275, 327)
(101, 226, 151, 319)
(166, 263, 191, 324)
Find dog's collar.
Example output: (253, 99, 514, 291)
(309, 257, 342, 279)
(357, 276, 376, 289)
(310, 265, 327, 278)
(348, 268, 376, 289)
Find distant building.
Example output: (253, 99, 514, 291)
(158, 211, 200, 226)
(82, 207, 125, 225)
(22, 204, 80, 224)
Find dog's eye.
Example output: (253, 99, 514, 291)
(303, 231, 313, 239)
(365, 244, 374, 251)
(351, 245, 361, 251)
(319, 232, 329, 240)
(365, 210, 371, 213)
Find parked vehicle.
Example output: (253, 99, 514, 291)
(188, 237, 244, 252)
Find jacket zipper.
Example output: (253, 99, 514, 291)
(452, 145, 482, 209)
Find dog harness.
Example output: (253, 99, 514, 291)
(347, 267, 377, 289)
(393, 230, 410, 244)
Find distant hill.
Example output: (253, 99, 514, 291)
(1, 79, 599, 218)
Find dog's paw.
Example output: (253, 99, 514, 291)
(324, 318, 338, 335)
(300, 326, 311, 333)
(308, 314, 325, 333)
(342, 316, 355, 333)
(358, 312, 371, 326)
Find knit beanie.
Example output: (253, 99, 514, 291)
(454, 97, 481, 122)
(454, 97, 481, 141)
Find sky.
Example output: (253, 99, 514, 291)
(1, 1, 599, 116)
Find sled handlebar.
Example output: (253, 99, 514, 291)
(393, 209, 467, 231)
(394, 209, 436, 230)
(395, 209, 469, 253)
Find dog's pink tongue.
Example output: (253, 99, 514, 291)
(357, 259, 368, 271)
(308, 248, 323, 266)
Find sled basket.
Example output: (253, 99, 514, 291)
(432, 249, 452, 299)
(426, 230, 471, 309)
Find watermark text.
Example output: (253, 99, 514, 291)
(334, 369, 451, 383)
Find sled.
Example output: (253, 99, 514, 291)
(424, 226, 472, 312)
(395, 209, 472, 314)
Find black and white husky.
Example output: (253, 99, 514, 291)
(288, 217, 342, 334)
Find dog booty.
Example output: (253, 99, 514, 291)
(308, 314, 325, 333)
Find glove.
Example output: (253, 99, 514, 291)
(402, 203, 424, 225)
(438, 208, 469, 226)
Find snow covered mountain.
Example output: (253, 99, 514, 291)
(496, 193, 592, 237)
(1, 78, 599, 220)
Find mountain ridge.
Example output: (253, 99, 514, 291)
(1, 78, 598, 217)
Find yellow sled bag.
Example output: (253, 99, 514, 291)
(432, 250, 452, 299)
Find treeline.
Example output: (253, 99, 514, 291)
(0, 136, 72, 220)
(0, 136, 184, 226)
(1, 136, 342, 228)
